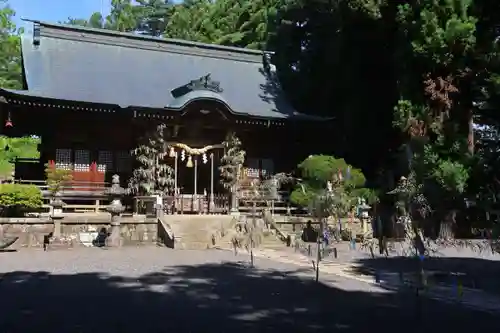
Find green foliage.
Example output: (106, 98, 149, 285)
(289, 182, 315, 208)
(353, 187, 380, 205)
(0, 1, 23, 89)
(397, 1, 477, 66)
(297, 155, 365, 189)
(128, 123, 174, 196)
(66, 0, 284, 49)
(290, 155, 369, 213)
(0, 136, 40, 179)
(45, 164, 73, 195)
(431, 159, 469, 194)
(0, 183, 43, 209)
(219, 132, 245, 191)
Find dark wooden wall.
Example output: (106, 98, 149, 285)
(1, 99, 329, 191)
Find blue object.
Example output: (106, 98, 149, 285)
(350, 239, 356, 250)
(418, 254, 425, 261)
(345, 166, 351, 180)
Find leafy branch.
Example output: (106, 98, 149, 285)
(128, 123, 174, 196)
(219, 132, 245, 192)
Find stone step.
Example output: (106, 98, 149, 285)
(175, 241, 212, 250)
(174, 234, 214, 242)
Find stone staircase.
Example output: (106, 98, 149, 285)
(163, 215, 235, 250)
(214, 214, 290, 251)
(260, 230, 288, 249)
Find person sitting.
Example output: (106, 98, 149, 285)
(301, 221, 318, 243)
(92, 228, 109, 247)
(43, 232, 53, 251)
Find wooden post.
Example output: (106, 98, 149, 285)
(194, 157, 198, 213)
(174, 152, 178, 213)
(209, 153, 215, 213)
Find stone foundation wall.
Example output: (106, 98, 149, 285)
(0, 216, 158, 249)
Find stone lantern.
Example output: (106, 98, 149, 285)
(358, 198, 371, 234)
(105, 175, 125, 247)
(50, 191, 65, 237)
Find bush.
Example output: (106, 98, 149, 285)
(0, 184, 43, 215)
(289, 155, 368, 209)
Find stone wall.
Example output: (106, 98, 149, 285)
(0, 215, 158, 249)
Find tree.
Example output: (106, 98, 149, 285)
(219, 132, 245, 211)
(66, 0, 138, 32)
(128, 124, 174, 196)
(390, 0, 478, 248)
(0, 1, 22, 89)
(0, 136, 40, 179)
(135, 0, 172, 36)
(45, 163, 73, 196)
(289, 155, 368, 210)
(105, 0, 138, 32)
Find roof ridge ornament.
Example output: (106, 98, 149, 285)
(187, 73, 223, 93)
(33, 22, 41, 46)
(171, 73, 223, 98)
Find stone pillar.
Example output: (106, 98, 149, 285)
(49, 191, 65, 237)
(155, 194, 164, 219)
(105, 175, 125, 247)
(230, 184, 239, 215)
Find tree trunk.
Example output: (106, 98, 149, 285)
(439, 210, 456, 240)
(467, 109, 474, 155)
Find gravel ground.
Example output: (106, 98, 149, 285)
(1, 247, 499, 333)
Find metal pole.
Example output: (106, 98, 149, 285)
(315, 236, 321, 282)
(210, 153, 214, 212)
(194, 157, 198, 213)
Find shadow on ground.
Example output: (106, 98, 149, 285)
(0, 262, 498, 332)
(351, 256, 500, 293)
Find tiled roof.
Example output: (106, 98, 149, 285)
(18, 21, 300, 119)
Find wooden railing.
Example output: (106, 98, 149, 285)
(134, 194, 229, 215)
(13, 179, 110, 195)
(11, 179, 111, 213)
(10, 178, 309, 216)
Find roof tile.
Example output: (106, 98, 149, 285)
(20, 22, 296, 119)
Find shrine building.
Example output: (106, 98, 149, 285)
(0, 21, 330, 212)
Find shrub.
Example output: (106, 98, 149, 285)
(0, 184, 43, 215)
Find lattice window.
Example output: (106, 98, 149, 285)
(97, 150, 113, 173)
(116, 150, 131, 172)
(74, 149, 90, 172)
(244, 158, 260, 178)
(55, 149, 72, 170)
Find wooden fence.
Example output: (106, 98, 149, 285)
(135, 194, 229, 215)
(8, 179, 303, 216)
